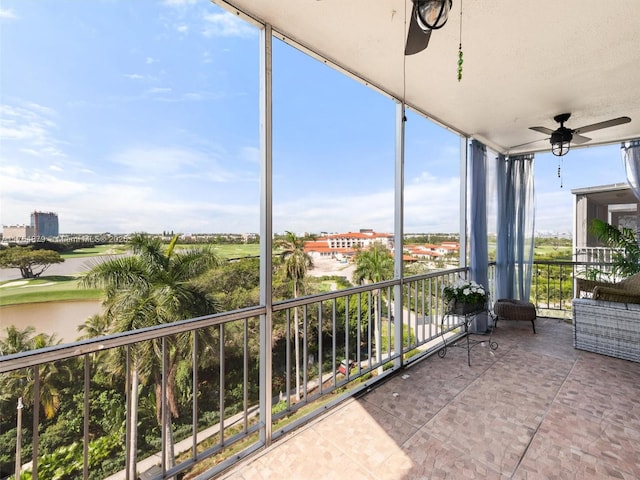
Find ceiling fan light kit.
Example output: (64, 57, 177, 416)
(551, 114, 573, 156)
(416, 0, 451, 30)
(405, 0, 453, 56)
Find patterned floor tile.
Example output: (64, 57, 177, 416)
(219, 318, 640, 480)
(515, 403, 640, 480)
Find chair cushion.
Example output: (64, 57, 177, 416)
(620, 272, 640, 290)
(592, 285, 640, 304)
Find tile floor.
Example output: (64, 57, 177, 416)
(219, 318, 640, 480)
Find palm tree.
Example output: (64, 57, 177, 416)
(353, 244, 394, 366)
(76, 313, 111, 340)
(81, 233, 220, 475)
(76, 313, 113, 374)
(0, 326, 69, 477)
(276, 231, 314, 401)
(0, 326, 66, 420)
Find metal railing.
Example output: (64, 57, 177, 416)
(0, 260, 602, 479)
(574, 246, 617, 264)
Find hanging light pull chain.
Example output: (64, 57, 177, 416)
(457, 0, 463, 81)
(558, 158, 563, 188)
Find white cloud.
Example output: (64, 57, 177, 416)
(202, 12, 256, 38)
(107, 145, 240, 182)
(176, 24, 189, 33)
(147, 87, 173, 95)
(0, 102, 66, 157)
(239, 146, 259, 164)
(162, 0, 198, 6)
(146, 57, 157, 65)
(535, 189, 573, 235)
(109, 146, 196, 174)
(124, 73, 145, 80)
(269, 169, 462, 235)
(0, 8, 18, 20)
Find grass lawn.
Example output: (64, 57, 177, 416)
(61, 244, 129, 259)
(0, 276, 102, 306)
(59, 243, 260, 260)
(0, 244, 263, 306)
(533, 245, 573, 260)
(198, 244, 261, 259)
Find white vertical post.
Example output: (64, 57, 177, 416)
(15, 397, 24, 480)
(394, 101, 405, 367)
(259, 23, 273, 446)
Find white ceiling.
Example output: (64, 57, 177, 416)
(213, 0, 640, 156)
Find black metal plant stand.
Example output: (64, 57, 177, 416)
(438, 303, 498, 366)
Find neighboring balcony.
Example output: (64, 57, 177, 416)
(2, 260, 637, 479)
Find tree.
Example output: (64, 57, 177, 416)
(275, 231, 314, 401)
(0, 326, 67, 420)
(76, 314, 113, 377)
(0, 326, 69, 477)
(353, 244, 394, 366)
(81, 233, 221, 475)
(0, 246, 64, 279)
(76, 314, 111, 340)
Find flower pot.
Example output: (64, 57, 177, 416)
(450, 300, 485, 315)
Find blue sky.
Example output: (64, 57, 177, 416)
(0, 1, 629, 236)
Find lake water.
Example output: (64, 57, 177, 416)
(0, 300, 102, 344)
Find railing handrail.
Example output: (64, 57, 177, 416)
(0, 261, 592, 373)
(0, 304, 265, 373)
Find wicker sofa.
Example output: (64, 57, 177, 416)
(576, 272, 640, 304)
(572, 298, 640, 363)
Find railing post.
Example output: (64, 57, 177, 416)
(15, 397, 23, 480)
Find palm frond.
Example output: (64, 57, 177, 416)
(590, 218, 640, 276)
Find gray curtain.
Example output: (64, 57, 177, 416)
(469, 140, 489, 331)
(470, 140, 488, 290)
(495, 153, 535, 301)
(623, 139, 640, 200)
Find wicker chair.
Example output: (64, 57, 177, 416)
(576, 272, 640, 304)
(493, 299, 536, 333)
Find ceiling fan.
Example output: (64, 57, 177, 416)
(517, 113, 631, 156)
(405, 0, 452, 56)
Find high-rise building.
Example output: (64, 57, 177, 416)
(31, 211, 59, 238)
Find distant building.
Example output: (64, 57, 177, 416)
(303, 229, 458, 263)
(404, 242, 460, 260)
(2, 224, 35, 240)
(304, 229, 394, 260)
(31, 211, 59, 238)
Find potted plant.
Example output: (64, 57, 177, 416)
(442, 279, 487, 314)
(589, 218, 640, 278)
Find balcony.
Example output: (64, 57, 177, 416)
(3, 262, 639, 479)
(219, 316, 640, 479)
(3, 2, 640, 478)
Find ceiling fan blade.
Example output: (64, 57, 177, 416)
(573, 116, 631, 135)
(571, 133, 591, 144)
(405, 4, 432, 55)
(510, 138, 548, 150)
(529, 126, 554, 135)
